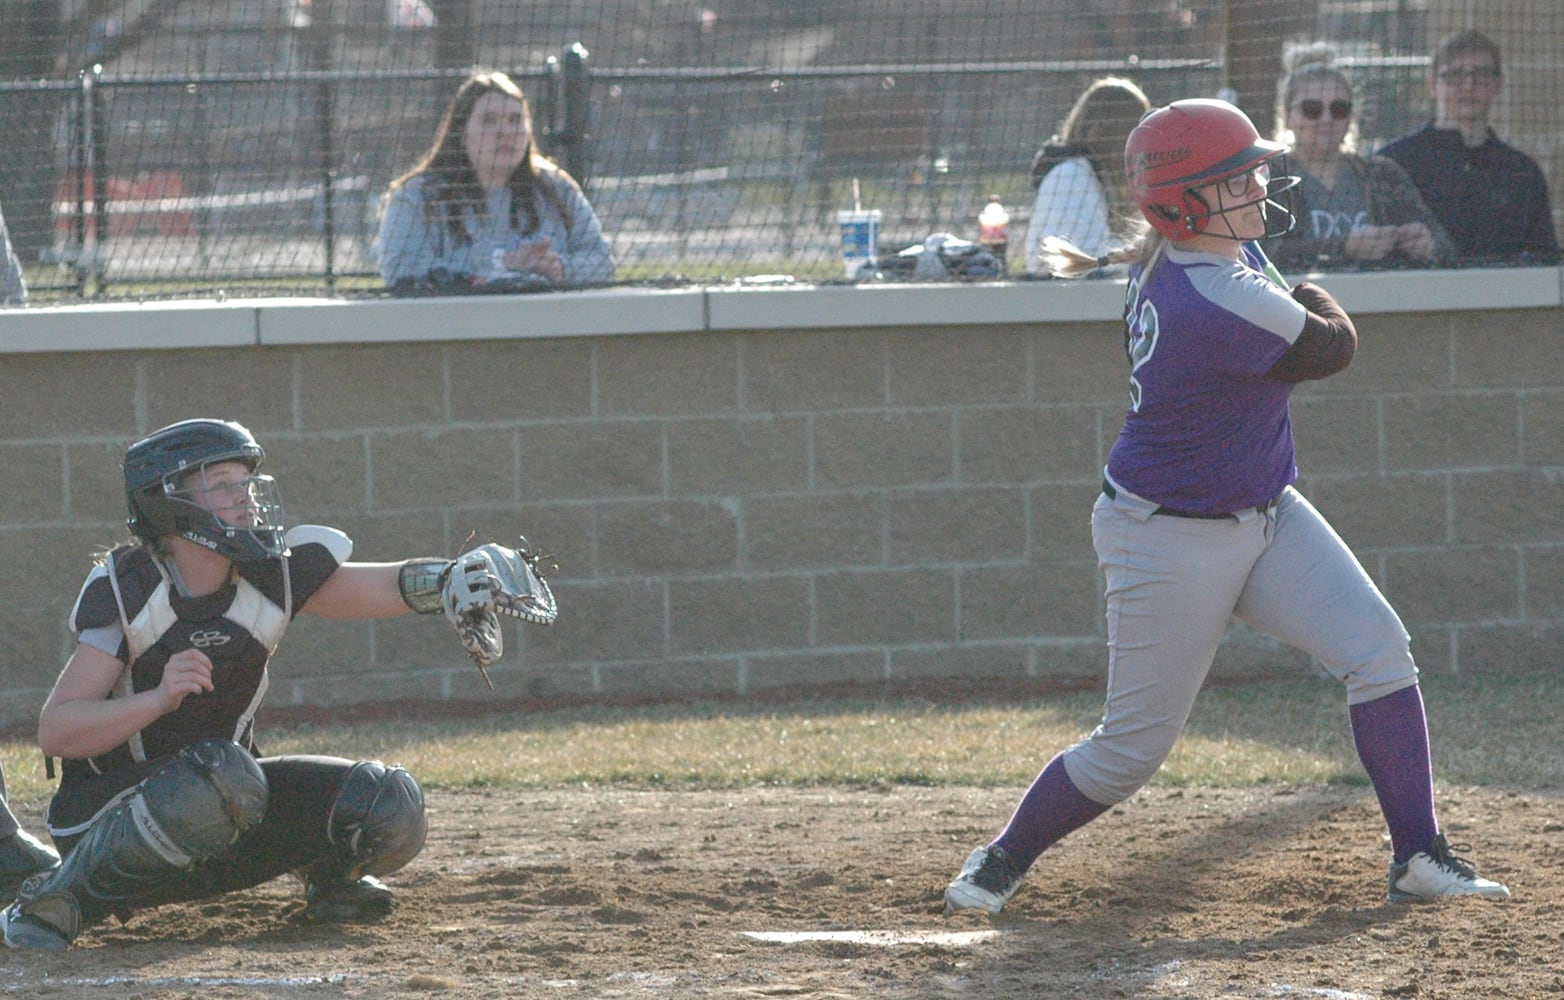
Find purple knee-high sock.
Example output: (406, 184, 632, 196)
(991, 753, 1111, 871)
(1349, 684, 1438, 864)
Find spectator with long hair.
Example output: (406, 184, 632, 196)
(375, 69, 614, 293)
(1022, 76, 1152, 276)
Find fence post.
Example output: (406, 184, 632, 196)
(71, 71, 87, 293)
(71, 63, 108, 298)
(540, 53, 561, 150)
(89, 63, 108, 298)
(559, 42, 591, 187)
(310, 0, 337, 290)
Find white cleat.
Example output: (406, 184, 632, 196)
(943, 845, 1024, 916)
(1388, 834, 1510, 902)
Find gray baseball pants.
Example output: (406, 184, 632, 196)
(1063, 483, 1420, 805)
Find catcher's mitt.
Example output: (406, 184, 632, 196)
(475, 537, 558, 626)
(440, 536, 557, 688)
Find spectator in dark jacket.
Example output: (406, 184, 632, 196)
(1378, 29, 1559, 265)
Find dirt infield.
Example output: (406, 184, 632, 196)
(1, 783, 1559, 998)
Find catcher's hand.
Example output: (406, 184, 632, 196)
(440, 536, 558, 688)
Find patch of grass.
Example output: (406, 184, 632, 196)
(2, 672, 1556, 808)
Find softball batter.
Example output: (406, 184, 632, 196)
(945, 99, 1508, 915)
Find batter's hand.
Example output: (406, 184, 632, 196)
(158, 648, 215, 713)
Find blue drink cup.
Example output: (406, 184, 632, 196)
(837, 209, 881, 279)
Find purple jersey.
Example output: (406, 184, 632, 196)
(1107, 244, 1308, 514)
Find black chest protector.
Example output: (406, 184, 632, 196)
(62, 527, 348, 790)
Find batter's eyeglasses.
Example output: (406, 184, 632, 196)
(1221, 162, 1271, 198)
(1295, 99, 1352, 121)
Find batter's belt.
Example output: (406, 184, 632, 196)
(1101, 478, 1282, 520)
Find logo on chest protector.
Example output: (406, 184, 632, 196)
(189, 628, 232, 649)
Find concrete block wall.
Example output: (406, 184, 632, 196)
(0, 284, 1561, 725)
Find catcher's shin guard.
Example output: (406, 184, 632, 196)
(7, 739, 267, 946)
(302, 760, 426, 923)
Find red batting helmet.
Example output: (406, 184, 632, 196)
(1125, 98, 1294, 240)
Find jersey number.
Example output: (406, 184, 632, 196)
(1123, 277, 1160, 412)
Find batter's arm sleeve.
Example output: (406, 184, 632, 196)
(1265, 281, 1356, 382)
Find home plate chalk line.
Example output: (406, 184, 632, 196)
(0, 973, 359, 989)
(743, 929, 1003, 947)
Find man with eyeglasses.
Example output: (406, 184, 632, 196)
(1378, 29, 1559, 265)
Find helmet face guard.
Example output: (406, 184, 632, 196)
(1126, 98, 1299, 242)
(1185, 155, 1300, 242)
(125, 419, 286, 562)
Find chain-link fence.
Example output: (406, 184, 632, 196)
(1, 1, 1559, 303)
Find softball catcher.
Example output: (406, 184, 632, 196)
(945, 99, 1507, 916)
(0, 418, 555, 950)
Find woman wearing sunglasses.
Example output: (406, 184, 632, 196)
(1265, 43, 1452, 273)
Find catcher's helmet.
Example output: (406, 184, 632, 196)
(124, 418, 286, 562)
(1125, 98, 1296, 241)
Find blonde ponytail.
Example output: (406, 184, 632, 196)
(1041, 226, 1165, 280)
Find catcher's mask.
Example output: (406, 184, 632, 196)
(124, 418, 286, 562)
(1126, 98, 1298, 241)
